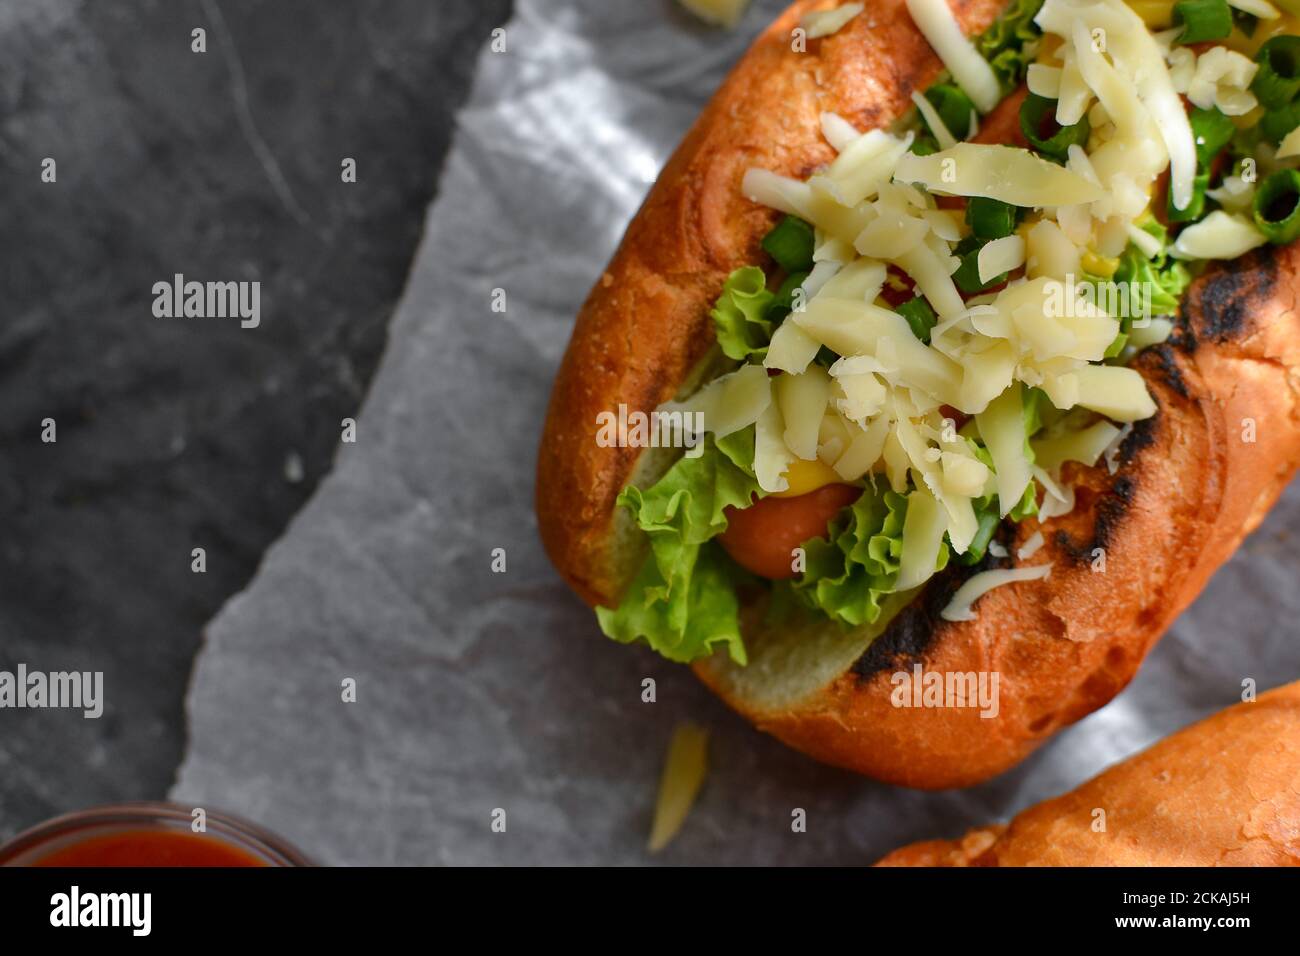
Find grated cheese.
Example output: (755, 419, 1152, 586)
(942, 564, 1053, 621)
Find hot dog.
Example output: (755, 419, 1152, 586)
(537, 0, 1300, 787)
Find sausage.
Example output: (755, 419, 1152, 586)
(717, 483, 862, 579)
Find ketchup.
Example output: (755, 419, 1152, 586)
(32, 830, 265, 867)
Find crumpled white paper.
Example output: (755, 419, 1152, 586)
(172, 0, 1300, 864)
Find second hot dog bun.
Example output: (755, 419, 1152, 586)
(536, 0, 1300, 788)
(876, 681, 1300, 866)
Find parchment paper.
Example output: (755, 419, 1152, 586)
(171, 0, 1300, 865)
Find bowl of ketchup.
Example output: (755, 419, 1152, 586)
(0, 802, 310, 867)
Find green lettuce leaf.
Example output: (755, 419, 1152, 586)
(712, 267, 775, 361)
(596, 428, 761, 663)
(1079, 227, 1189, 352)
(977, 0, 1044, 94)
(1114, 223, 1190, 322)
(792, 486, 949, 627)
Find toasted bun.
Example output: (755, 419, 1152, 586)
(876, 681, 1300, 865)
(536, 0, 1300, 788)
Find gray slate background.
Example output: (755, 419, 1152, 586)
(0, 0, 510, 838)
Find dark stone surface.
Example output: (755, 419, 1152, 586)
(0, 0, 510, 837)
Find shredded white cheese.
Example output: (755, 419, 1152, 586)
(765, 320, 822, 375)
(895, 144, 1105, 207)
(648, 723, 708, 853)
(1017, 531, 1045, 560)
(942, 564, 1052, 621)
(1037, 0, 1197, 212)
(811, 130, 913, 206)
(776, 366, 832, 460)
(1127, 317, 1173, 350)
(660, 364, 771, 438)
(820, 111, 862, 152)
(1277, 124, 1300, 160)
(1126, 222, 1164, 259)
(754, 402, 795, 493)
(977, 235, 1026, 284)
(1172, 211, 1269, 261)
(1207, 174, 1257, 212)
(834, 415, 891, 480)
(1033, 420, 1122, 471)
(801, 2, 865, 39)
(977, 383, 1033, 518)
(1038, 482, 1076, 520)
(897, 487, 950, 589)
(1187, 47, 1259, 116)
(1027, 63, 1063, 98)
(905, 0, 1001, 113)
(1168, 47, 1196, 94)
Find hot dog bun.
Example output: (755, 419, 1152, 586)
(536, 0, 1300, 788)
(876, 681, 1300, 865)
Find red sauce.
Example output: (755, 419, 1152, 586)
(878, 266, 915, 307)
(32, 830, 266, 867)
(939, 404, 970, 430)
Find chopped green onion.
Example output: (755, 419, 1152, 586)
(1231, 9, 1257, 39)
(1167, 171, 1209, 223)
(925, 84, 977, 141)
(761, 216, 815, 273)
(1018, 94, 1090, 161)
(813, 345, 840, 369)
(909, 136, 939, 157)
(1104, 332, 1129, 359)
(1172, 0, 1232, 45)
(1252, 36, 1300, 110)
(1261, 101, 1300, 144)
(966, 197, 1018, 240)
(1252, 168, 1300, 244)
(896, 296, 937, 344)
(1189, 107, 1236, 169)
(958, 507, 1001, 566)
(1023, 386, 1051, 438)
(952, 237, 1007, 294)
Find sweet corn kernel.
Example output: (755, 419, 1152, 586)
(1127, 0, 1174, 29)
(1082, 250, 1119, 278)
(772, 456, 842, 498)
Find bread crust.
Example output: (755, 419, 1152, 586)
(876, 682, 1300, 865)
(536, 0, 1300, 787)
